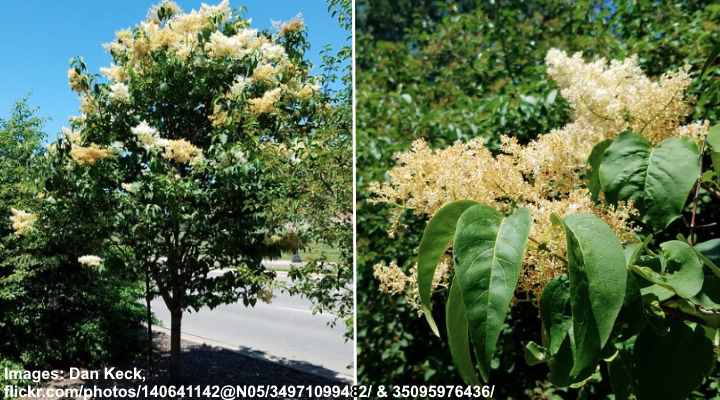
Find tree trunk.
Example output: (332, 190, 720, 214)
(145, 268, 153, 374)
(169, 306, 183, 383)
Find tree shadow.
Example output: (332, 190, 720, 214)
(33, 331, 351, 400)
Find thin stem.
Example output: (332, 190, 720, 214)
(689, 137, 707, 245)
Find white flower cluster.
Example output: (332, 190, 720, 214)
(545, 48, 695, 143)
(205, 29, 263, 59)
(109, 82, 130, 102)
(121, 182, 140, 193)
(94, 1, 318, 123)
(102, 0, 290, 66)
(78, 255, 103, 267)
(131, 121, 160, 150)
(130, 121, 203, 165)
(9, 208, 37, 237)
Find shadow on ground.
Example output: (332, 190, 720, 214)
(27, 331, 351, 400)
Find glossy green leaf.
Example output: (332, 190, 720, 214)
(445, 274, 480, 385)
(561, 213, 626, 379)
(661, 241, 704, 298)
(453, 205, 531, 381)
(417, 200, 479, 336)
(587, 139, 612, 202)
(598, 132, 650, 204)
(598, 131, 700, 230)
(636, 321, 715, 400)
(708, 124, 720, 176)
(633, 241, 703, 298)
(540, 274, 571, 356)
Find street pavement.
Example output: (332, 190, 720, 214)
(150, 269, 353, 382)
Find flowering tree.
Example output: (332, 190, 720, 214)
(373, 50, 720, 398)
(53, 0, 329, 381)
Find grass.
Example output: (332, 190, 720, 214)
(279, 242, 341, 263)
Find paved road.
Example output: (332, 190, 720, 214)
(151, 273, 353, 382)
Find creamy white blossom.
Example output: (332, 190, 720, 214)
(121, 182, 140, 193)
(109, 82, 130, 102)
(229, 76, 251, 98)
(10, 208, 37, 236)
(100, 64, 126, 82)
(232, 148, 247, 164)
(78, 255, 103, 267)
(260, 43, 286, 61)
(61, 127, 82, 144)
(205, 31, 253, 59)
(131, 121, 160, 149)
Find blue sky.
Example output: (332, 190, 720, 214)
(0, 1, 347, 141)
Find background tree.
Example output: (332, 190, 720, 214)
(56, 0, 335, 381)
(284, 0, 353, 336)
(0, 99, 145, 380)
(0, 99, 45, 220)
(357, 0, 720, 391)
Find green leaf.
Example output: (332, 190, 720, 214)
(453, 205, 531, 381)
(660, 241, 704, 298)
(708, 124, 720, 176)
(417, 200, 479, 336)
(524, 341, 546, 366)
(561, 213, 626, 379)
(633, 241, 703, 298)
(639, 283, 675, 302)
(587, 139, 612, 202)
(692, 274, 720, 310)
(548, 335, 574, 387)
(623, 236, 650, 268)
(445, 274, 480, 385)
(623, 243, 643, 267)
(696, 239, 720, 267)
(540, 275, 572, 356)
(598, 132, 650, 204)
(635, 321, 715, 400)
(598, 131, 700, 230)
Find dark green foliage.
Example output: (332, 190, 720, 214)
(0, 101, 145, 373)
